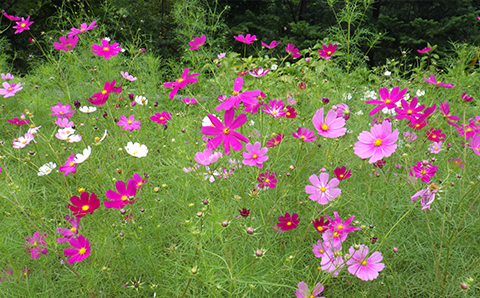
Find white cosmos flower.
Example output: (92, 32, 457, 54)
(416, 89, 425, 97)
(79, 106, 97, 113)
(125, 141, 148, 158)
(74, 146, 91, 164)
(134, 95, 148, 106)
(38, 162, 56, 176)
(67, 134, 82, 143)
(384, 70, 391, 76)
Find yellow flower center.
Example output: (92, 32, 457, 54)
(101, 90, 107, 94)
(103, 47, 109, 51)
(121, 195, 128, 201)
(160, 117, 164, 120)
(287, 222, 291, 226)
(82, 205, 89, 211)
(467, 128, 472, 132)
(317, 226, 323, 232)
(69, 162, 75, 167)
(286, 112, 290, 116)
(178, 78, 184, 83)
(70, 228, 77, 233)
(320, 187, 326, 192)
(436, 81, 441, 84)
(340, 174, 344, 178)
(133, 151, 137, 155)
(252, 154, 258, 159)
(361, 260, 368, 266)
(233, 91, 239, 96)
(128, 120, 132, 124)
(333, 232, 339, 237)
(137, 182, 143, 187)
(301, 135, 305, 139)
(78, 248, 86, 255)
(319, 248, 324, 253)
(59, 111, 63, 114)
(374, 139, 382, 146)
(407, 110, 413, 114)
(265, 178, 270, 183)
(22, 140, 27, 144)
(327, 51, 331, 55)
(385, 98, 391, 104)
(272, 111, 277, 115)
(81, 28, 86, 31)
(33, 241, 37, 245)
(432, 135, 436, 139)
(321, 124, 329, 131)
(337, 224, 343, 230)
(415, 124, 420, 127)
(420, 170, 426, 175)
(8, 87, 12, 91)
(21, 23, 26, 28)
(223, 128, 230, 134)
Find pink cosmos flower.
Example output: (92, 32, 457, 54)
(292, 127, 317, 142)
(262, 99, 286, 118)
(410, 161, 438, 183)
(64, 235, 90, 264)
(50, 102, 75, 118)
(56, 215, 80, 243)
(318, 43, 337, 59)
(266, 133, 284, 147)
(150, 111, 172, 125)
(451, 120, 480, 140)
(163, 68, 199, 99)
(333, 166, 351, 180)
(411, 183, 439, 210)
(428, 141, 442, 154)
(234, 34, 256, 44)
(312, 108, 346, 138)
(424, 74, 455, 88)
(470, 135, 480, 156)
(394, 97, 425, 120)
(217, 53, 226, 59)
(257, 169, 277, 188)
(285, 43, 301, 58)
(132, 173, 147, 189)
(54, 35, 79, 51)
(3, 12, 21, 21)
(0, 82, 23, 98)
(366, 86, 408, 115)
(201, 108, 249, 155)
(195, 149, 222, 166)
(55, 118, 74, 128)
(118, 115, 141, 131)
(324, 211, 360, 244)
(305, 173, 341, 205)
(276, 212, 299, 231)
(189, 35, 206, 50)
(448, 157, 464, 168)
(7, 117, 29, 125)
(215, 76, 261, 111)
(335, 103, 351, 120)
(24, 231, 47, 260)
(1, 73, 14, 80)
(182, 98, 198, 105)
(346, 245, 384, 281)
(59, 154, 77, 176)
(243, 102, 263, 114)
(104, 179, 137, 209)
(247, 68, 270, 77)
(439, 100, 460, 122)
(298, 82, 306, 90)
(353, 121, 399, 163)
(69, 21, 97, 36)
(261, 40, 281, 49)
(13, 133, 34, 149)
(242, 142, 268, 168)
(88, 80, 122, 106)
(320, 246, 344, 276)
(461, 93, 473, 102)
(313, 240, 331, 259)
(120, 71, 137, 81)
(417, 47, 432, 54)
(296, 281, 325, 298)
(91, 39, 122, 59)
(13, 16, 33, 34)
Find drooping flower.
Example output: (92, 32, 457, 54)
(13, 133, 34, 149)
(262, 99, 286, 118)
(292, 127, 317, 142)
(118, 115, 141, 131)
(51, 102, 75, 118)
(195, 149, 222, 166)
(88, 80, 122, 106)
(182, 98, 198, 105)
(296, 281, 325, 298)
(333, 166, 351, 180)
(426, 128, 445, 142)
(247, 68, 270, 77)
(73, 146, 92, 164)
(242, 142, 268, 168)
(24, 231, 47, 260)
(439, 100, 460, 122)
(91, 39, 122, 59)
(59, 154, 77, 176)
(424, 74, 455, 88)
(461, 93, 473, 102)
(13, 16, 33, 34)
(334, 103, 351, 120)
(394, 97, 425, 120)
(56, 215, 80, 243)
(69, 21, 97, 36)
(38, 162, 56, 176)
(266, 133, 284, 147)
(318, 43, 337, 59)
(125, 142, 148, 158)
(448, 157, 464, 168)
(257, 170, 277, 189)
(1, 73, 14, 80)
(54, 35, 79, 51)
(276, 212, 299, 231)
(411, 183, 439, 210)
(366, 87, 408, 115)
(0, 82, 23, 98)
(410, 161, 438, 183)
(346, 245, 384, 281)
(417, 47, 432, 54)
(215, 76, 261, 111)
(120, 71, 137, 81)
(305, 173, 341, 205)
(353, 121, 399, 163)
(7, 117, 29, 125)
(261, 40, 281, 49)
(239, 208, 250, 217)
(64, 235, 90, 264)
(188, 35, 206, 50)
(104, 179, 137, 209)
(67, 192, 100, 218)
(3, 12, 21, 21)
(201, 108, 249, 155)
(312, 108, 346, 138)
(163, 68, 199, 100)
(312, 217, 330, 234)
(285, 43, 301, 58)
(428, 142, 442, 154)
(150, 111, 172, 125)
(234, 34, 256, 44)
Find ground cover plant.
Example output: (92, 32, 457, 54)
(1, 1, 480, 297)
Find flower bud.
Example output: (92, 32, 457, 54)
(221, 220, 229, 227)
(255, 249, 263, 257)
(246, 227, 255, 234)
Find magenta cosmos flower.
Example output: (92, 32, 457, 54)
(461, 93, 473, 102)
(51, 102, 75, 118)
(132, 173, 147, 189)
(189, 35, 206, 50)
(201, 108, 248, 155)
(394, 97, 425, 121)
(257, 169, 277, 188)
(0, 82, 23, 98)
(262, 99, 286, 118)
(353, 121, 399, 163)
(261, 40, 280, 49)
(195, 149, 222, 166)
(59, 154, 77, 176)
(411, 183, 439, 210)
(13, 16, 33, 34)
(215, 76, 261, 111)
(417, 47, 432, 54)
(305, 173, 341, 205)
(318, 43, 337, 59)
(277, 212, 299, 231)
(164, 68, 199, 99)
(424, 74, 455, 88)
(366, 86, 408, 115)
(7, 117, 29, 125)
(69, 21, 97, 36)
(182, 98, 198, 105)
(54, 35, 79, 51)
(324, 211, 361, 243)
(118, 115, 141, 131)
(88, 80, 122, 106)
(242, 142, 268, 168)
(266, 133, 284, 148)
(312, 217, 330, 234)
(285, 43, 301, 58)
(247, 68, 270, 77)
(296, 281, 325, 298)
(312, 108, 346, 138)
(452, 120, 480, 140)
(234, 34, 256, 44)
(104, 179, 137, 209)
(3, 12, 21, 21)
(68, 192, 100, 218)
(410, 161, 438, 183)
(24, 231, 48, 260)
(439, 100, 460, 123)
(150, 111, 172, 125)
(64, 235, 90, 264)
(91, 39, 122, 59)
(426, 128, 445, 142)
(56, 215, 80, 243)
(347, 245, 384, 281)
(292, 127, 317, 142)
(333, 166, 351, 180)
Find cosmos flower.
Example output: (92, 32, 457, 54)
(64, 235, 90, 264)
(56, 215, 80, 243)
(195, 149, 222, 166)
(3, 12, 21, 21)
(104, 179, 137, 209)
(318, 43, 337, 59)
(24, 231, 47, 260)
(266, 133, 284, 147)
(234, 34, 256, 44)
(242, 142, 268, 168)
(411, 183, 439, 210)
(346, 245, 384, 281)
(215, 76, 262, 111)
(470, 135, 480, 156)
(118, 115, 141, 131)
(366, 87, 408, 115)
(312, 217, 330, 234)
(120, 71, 137, 81)
(394, 97, 425, 121)
(410, 161, 438, 183)
(0, 82, 23, 98)
(353, 121, 399, 163)
(67, 192, 100, 218)
(188, 35, 206, 50)
(276, 212, 299, 231)
(305, 173, 341, 205)
(150, 111, 172, 125)
(292, 127, 317, 142)
(262, 99, 286, 118)
(125, 142, 148, 158)
(163, 68, 199, 99)
(38, 162, 56, 176)
(247, 68, 270, 77)
(13, 16, 33, 34)
(91, 39, 122, 59)
(257, 169, 277, 188)
(285, 43, 301, 58)
(424, 74, 455, 88)
(261, 40, 281, 49)
(296, 281, 325, 298)
(88, 80, 122, 106)
(7, 117, 29, 125)
(69, 21, 97, 36)
(417, 47, 432, 54)
(333, 166, 351, 180)
(53, 35, 79, 51)
(312, 108, 346, 138)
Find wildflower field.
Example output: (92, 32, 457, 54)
(1, 1, 480, 297)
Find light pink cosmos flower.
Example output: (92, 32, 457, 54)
(0, 82, 23, 98)
(394, 97, 425, 121)
(56, 215, 80, 243)
(13, 133, 34, 149)
(91, 39, 122, 59)
(64, 235, 90, 264)
(195, 149, 222, 166)
(182, 98, 198, 105)
(247, 68, 270, 77)
(428, 141, 442, 154)
(217, 52, 226, 59)
(262, 99, 286, 118)
(24, 231, 48, 260)
(3, 12, 21, 21)
(305, 173, 341, 205)
(261, 40, 281, 49)
(201, 109, 249, 155)
(50, 102, 75, 118)
(1, 73, 14, 80)
(411, 183, 439, 210)
(334, 103, 351, 120)
(424, 74, 455, 88)
(242, 142, 268, 168)
(68, 21, 97, 36)
(318, 43, 337, 59)
(296, 281, 325, 298)
(346, 245, 384, 281)
(88, 80, 122, 106)
(104, 179, 137, 209)
(118, 115, 141, 131)
(417, 47, 432, 54)
(189, 35, 206, 50)
(320, 246, 344, 276)
(234, 34, 256, 44)
(312, 240, 333, 258)
(13, 16, 33, 34)
(59, 154, 77, 176)
(366, 86, 408, 115)
(54, 35, 79, 51)
(470, 135, 480, 156)
(292, 127, 317, 142)
(163, 68, 199, 99)
(120, 71, 137, 81)
(215, 76, 261, 111)
(312, 108, 346, 138)
(353, 121, 399, 163)
(285, 43, 301, 58)
(55, 118, 74, 128)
